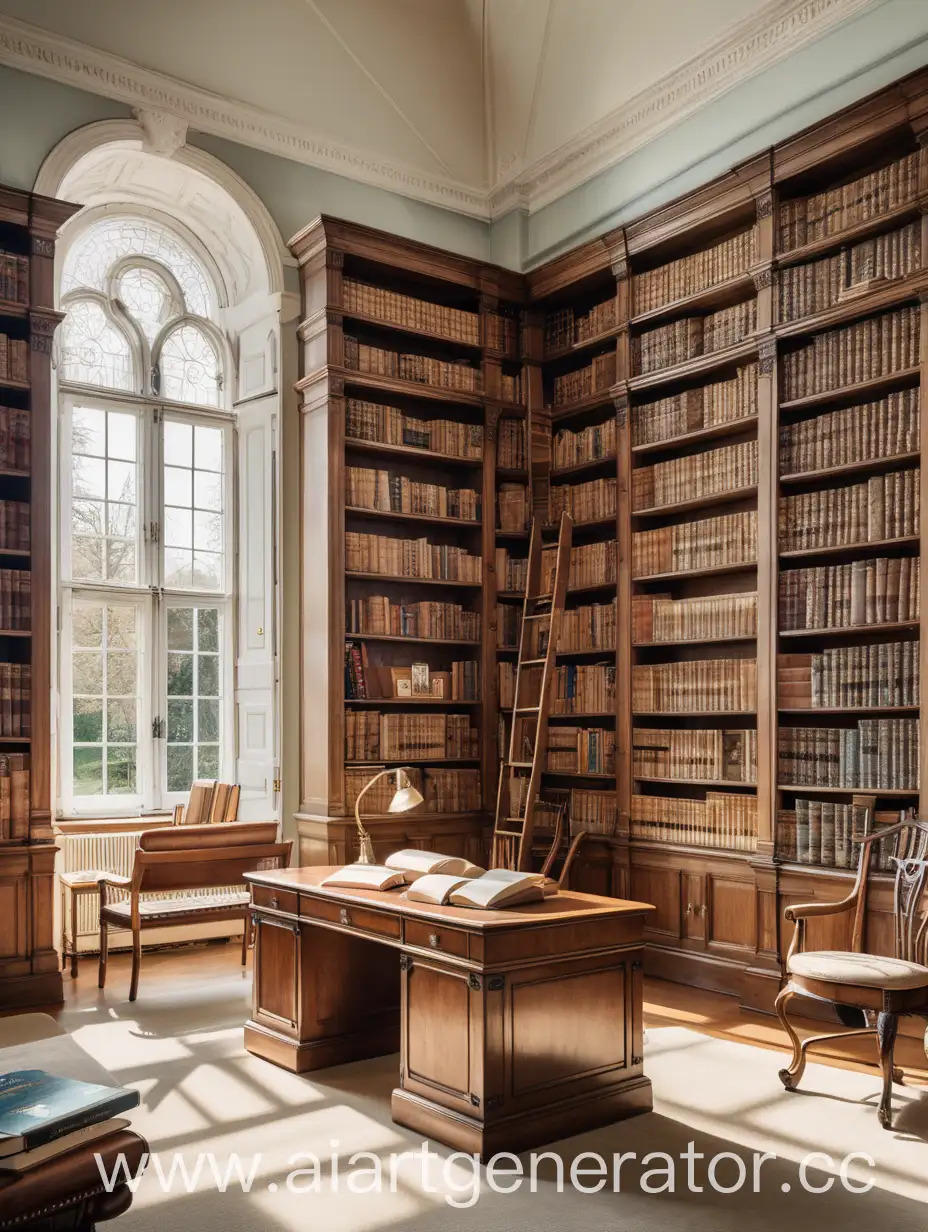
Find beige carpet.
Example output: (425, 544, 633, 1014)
(53, 958, 928, 1231)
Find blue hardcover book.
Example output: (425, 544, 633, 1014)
(0, 1070, 139, 1156)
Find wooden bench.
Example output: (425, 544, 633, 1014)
(98, 822, 291, 1001)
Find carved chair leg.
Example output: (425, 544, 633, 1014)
(98, 918, 108, 989)
(776, 985, 807, 1090)
(129, 928, 141, 1002)
(877, 1011, 899, 1129)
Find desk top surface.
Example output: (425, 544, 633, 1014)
(247, 865, 654, 931)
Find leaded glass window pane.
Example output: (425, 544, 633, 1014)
(116, 265, 175, 345)
(60, 300, 134, 391)
(163, 420, 225, 590)
(70, 406, 138, 584)
(158, 324, 221, 408)
(71, 599, 140, 797)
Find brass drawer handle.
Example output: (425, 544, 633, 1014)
(685, 902, 694, 915)
(339, 908, 351, 926)
(429, 933, 440, 949)
(270, 895, 279, 910)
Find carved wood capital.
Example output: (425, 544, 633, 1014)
(752, 266, 775, 291)
(758, 336, 777, 375)
(30, 311, 60, 354)
(611, 255, 629, 282)
(326, 248, 345, 270)
(613, 394, 628, 428)
(754, 191, 773, 220)
(486, 406, 501, 441)
(31, 235, 54, 259)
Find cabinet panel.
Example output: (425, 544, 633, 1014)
(403, 960, 474, 1113)
(708, 877, 757, 950)
(0, 876, 27, 960)
(630, 866, 681, 940)
(254, 918, 299, 1027)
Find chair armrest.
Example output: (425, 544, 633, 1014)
(98, 874, 131, 888)
(783, 893, 858, 923)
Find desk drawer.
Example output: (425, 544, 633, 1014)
(252, 886, 299, 915)
(301, 896, 401, 941)
(404, 919, 469, 959)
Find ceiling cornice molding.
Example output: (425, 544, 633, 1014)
(0, 14, 489, 218)
(489, 0, 890, 217)
(0, 0, 891, 223)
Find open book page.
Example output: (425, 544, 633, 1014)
(320, 865, 406, 891)
(385, 849, 485, 880)
(449, 871, 546, 909)
(403, 874, 472, 905)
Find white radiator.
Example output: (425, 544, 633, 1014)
(58, 828, 245, 954)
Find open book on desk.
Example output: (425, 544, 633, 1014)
(321, 849, 484, 892)
(320, 852, 557, 906)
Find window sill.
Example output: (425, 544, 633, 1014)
(54, 815, 173, 835)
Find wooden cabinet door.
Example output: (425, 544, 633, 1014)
(630, 865, 681, 942)
(706, 872, 757, 956)
(682, 874, 707, 942)
(253, 916, 299, 1030)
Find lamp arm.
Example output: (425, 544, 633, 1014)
(354, 768, 395, 833)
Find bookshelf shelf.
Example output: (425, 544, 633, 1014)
(0, 548, 30, 558)
(634, 560, 757, 583)
(779, 452, 920, 485)
(495, 467, 529, 481)
(549, 711, 617, 720)
(778, 535, 919, 561)
(632, 484, 757, 518)
(544, 324, 622, 363)
(345, 758, 481, 766)
(346, 572, 483, 588)
(345, 437, 484, 469)
(345, 698, 482, 707)
(633, 711, 756, 718)
(0, 630, 31, 638)
(345, 506, 482, 530)
(632, 776, 757, 788)
(630, 270, 757, 328)
(778, 706, 919, 714)
(567, 581, 618, 597)
(550, 455, 618, 481)
(628, 337, 757, 394)
(633, 635, 756, 648)
(777, 784, 918, 796)
(629, 837, 755, 860)
(778, 367, 921, 416)
(0, 299, 27, 320)
(779, 621, 920, 639)
(342, 368, 485, 408)
(0, 377, 29, 392)
(342, 308, 484, 353)
(776, 196, 924, 268)
(631, 414, 759, 457)
(773, 268, 928, 341)
(556, 647, 618, 658)
(550, 389, 616, 423)
(344, 633, 481, 646)
(542, 770, 616, 780)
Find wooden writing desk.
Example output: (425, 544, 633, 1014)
(244, 866, 653, 1158)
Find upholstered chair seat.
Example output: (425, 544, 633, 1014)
(788, 950, 928, 990)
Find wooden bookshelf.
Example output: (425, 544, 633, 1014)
(0, 184, 78, 1009)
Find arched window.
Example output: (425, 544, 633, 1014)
(58, 215, 234, 815)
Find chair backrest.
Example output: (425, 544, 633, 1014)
(174, 781, 241, 825)
(850, 803, 928, 962)
(133, 821, 289, 894)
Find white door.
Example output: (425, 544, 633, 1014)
(234, 394, 278, 819)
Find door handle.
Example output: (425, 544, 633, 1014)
(685, 902, 694, 915)
(339, 908, 351, 926)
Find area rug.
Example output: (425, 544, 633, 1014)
(56, 963, 928, 1231)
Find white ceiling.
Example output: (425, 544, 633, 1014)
(0, 0, 888, 217)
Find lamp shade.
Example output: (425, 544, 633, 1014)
(388, 783, 424, 813)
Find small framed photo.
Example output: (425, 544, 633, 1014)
(390, 667, 412, 698)
(411, 662, 431, 696)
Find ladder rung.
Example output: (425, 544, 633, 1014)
(519, 658, 545, 666)
(495, 830, 524, 839)
(522, 613, 551, 621)
(530, 594, 553, 603)
(505, 761, 533, 769)
(514, 705, 541, 713)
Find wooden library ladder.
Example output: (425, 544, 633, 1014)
(492, 510, 573, 871)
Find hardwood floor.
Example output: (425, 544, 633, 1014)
(10, 939, 925, 1085)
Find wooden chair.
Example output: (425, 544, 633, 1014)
(776, 799, 928, 1128)
(98, 821, 290, 1002)
(172, 780, 241, 826)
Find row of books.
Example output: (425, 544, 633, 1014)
(635, 227, 757, 314)
(553, 417, 616, 471)
(551, 353, 616, 407)
(775, 799, 894, 869)
(343, 765, 480, 813)
(342, 278, 479, 345)
(0, 502, 29, 552)
(345, 711, 478, 761)
(0, 251, 28, 304)
(632, 658, 757, 713)
(778, 557, 920, 630)
(0, 753, 29, 841)
(0, 335, 28, 385)
(778, 220, 921, 322)
(498, 484, 529, 532)
(558, 599, 616, 653)
(630, 792, 758, 852)
(777, 720, 918, 789)
(547, 726, 615, 775)
(542, 539, 618, 590)
(0, 663, 30, 735)
(633, 300, 756, 375)
(780, 307, 919, 401)
(569, 786, 617, 835)
(550, 663, 617, 714)
(632, 728, 757, 783)
(346, 467, 481, 521)
(0, 407, 29, 471)
(346, 399, 483, 459)
(495, 548, 527, 593)
(631, 510, 757, 577)
(345, 532, 482, 582)
(778, 467, 919, 550)
(778, 389, 918, 475)
(345, 645, 480, 702)
(632, 439, 757, 510)
(631, 591, 757, 644)
(486, 312, 518, 355)
(777, 642, 919, 709)
(0, 569, 30, 630)
(346, 597, 480, 641)
(500, 372, 522, 404)
(778, 151, 918, 251)
(496, 602, 522, 648)
(549, 476, 617, 524)
(544, 297, 617, 354)
(632, 362, 758, 447)
(344, 338, 481, 392)
(497, 417, 526, 469)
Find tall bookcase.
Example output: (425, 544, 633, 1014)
(291, 68, 928, 1014)
(0, 185, 77, 1008)
(290, 217, 527, 866)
